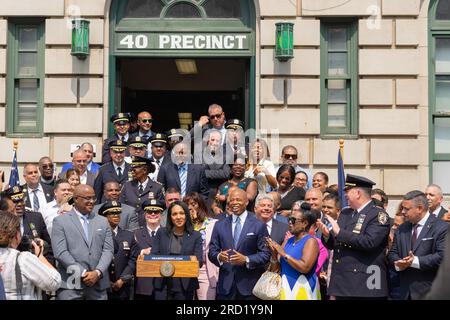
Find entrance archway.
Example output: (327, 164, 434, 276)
(108, 0, 256, 135)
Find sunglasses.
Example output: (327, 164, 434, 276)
(209, 113, 222, 120)
(140, 119, 153, 123)
(41, 164, 54, 169)
(284, 154, 298, 160)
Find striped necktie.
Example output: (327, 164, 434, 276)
(178, 164, 187, 197)
(233, 216, 241, 249)
(32, 189, 40, 212)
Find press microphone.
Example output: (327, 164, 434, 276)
(29, 223, 42, 246)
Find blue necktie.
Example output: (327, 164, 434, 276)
(178, 164, 187, 197)
(81, 215, 89, 241)
(32, 189, 40, 212)
(233, 216, 241, 249)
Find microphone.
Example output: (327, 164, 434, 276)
(29, 223, 42, 246)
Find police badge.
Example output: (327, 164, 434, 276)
(122, 241, 130, 250)
(378, 212, 389, 225)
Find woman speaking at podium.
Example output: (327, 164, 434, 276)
(151, 201, 203, 300)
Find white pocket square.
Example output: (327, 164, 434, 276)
(246, 232, 255, 236)
(422, 237, 433, 241)
(97, 228, 103, 231)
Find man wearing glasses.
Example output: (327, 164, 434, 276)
(192, 104, 227, 146)
(39, 157, 57, 188)
(278, 145, 312, 190)
(52, 184, 113, 300)
(131, 111, 155, 142)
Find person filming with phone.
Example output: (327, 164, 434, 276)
(209, 188, 271, 300)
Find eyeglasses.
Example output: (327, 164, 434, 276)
(283, 154, 298, 160)
(209, 113, 223, 120)
(76, 195, 97, 202)
(146, 211, 161, 215)
(288, 216, 302, 225)
(41, 164, 54, 169)
(140, 119, 153, 123)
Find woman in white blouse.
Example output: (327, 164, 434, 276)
(0, 211, 61, 300)
(244, 138, 277, 195)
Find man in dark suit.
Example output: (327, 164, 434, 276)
(98, 201, 139, 300)
(120, 156, 164, 227)
(191, 104, 227, 147)
(209, 188, 271, 300)
(59, 149, 97, 187)
(92, 182, 139, 231)
(134, 198, 165, 300)
(3, 186, 53, 265)
(102, 113, 132, 164)
(388, 190, 448, 300)
(22, 163, 54, 213)
(254, 194, 288, 245)
(425, 224, 450, 300)
(425, 184, 448, 220)
(158, 142, 209, 200)
(148, 133, 172, 182)
(52, 184, 113, 300)
(94, 139, 131, 203)
(317, 174, 390, 299)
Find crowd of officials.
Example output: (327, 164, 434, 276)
(0, 104, 449, 300)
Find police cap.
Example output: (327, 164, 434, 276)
(98, 200, 122, 216)
(344, 174, 376, 191)
(225, 119, 244, 131)
(3, 185, 25, 202)
(141, 198, 165, 213)
(110, 112, 131, 124)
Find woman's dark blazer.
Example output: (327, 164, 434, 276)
(151, 227, 204, 292)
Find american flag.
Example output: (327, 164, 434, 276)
(8, 149, 20, 187)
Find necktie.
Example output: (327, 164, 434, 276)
(81, 215, 89, 241)
(156, 159, 161, 166)
(138, 184, 144, 194)
(32, 189, 40, 212)
(411, 224, 420, 248)
(117, 166, 122, 178)
(121, 135, 125, 142)
(151, 231, 156, 237)
(179, 165, 187, 197)
(233, 216, 241, 249)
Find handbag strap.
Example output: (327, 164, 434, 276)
(15, 252, 23, 300)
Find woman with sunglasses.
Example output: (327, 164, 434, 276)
(151, 201, 203, 300)
(266, 202, 320, 300)
(276, 165, 305, 217)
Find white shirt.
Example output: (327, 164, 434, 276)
(28, 184, 48, 213)
(431, 206, 444, 217)
(266, 219, 273, 236)
(147, 225, 160, 237)
(113, 162, 126, 176)
(245, 159, 276, 194)
(0, 248, 61, 300)
(74, 208, 89, 227)
(41, 200, 60, 237)
(112, 226, 118, 237)
(118, 133, 129, 142)
(79, 171, 88, 185)
(149, 156, 164, 182)
(138, 178, 149, 192)
(232, 210, 248, 238)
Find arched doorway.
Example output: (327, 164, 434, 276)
(108, 0, 256, 135)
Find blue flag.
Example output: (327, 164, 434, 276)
(8, 149, 20, 187)
(338, 149, 348, 208)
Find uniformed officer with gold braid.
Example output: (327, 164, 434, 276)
(98, 200, 139, 300)
(317, 174, 390, 299)
(119, 156, 164, 227)
(102, 113, 132, 164)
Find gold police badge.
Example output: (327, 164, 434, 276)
(378, 212, 389, 225)
(160, 261, 175, 277)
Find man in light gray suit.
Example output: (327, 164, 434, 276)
(92, 181, 139, 231)
(52, 184, 113, 300)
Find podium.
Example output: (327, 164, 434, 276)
(137, 255, 199, 278)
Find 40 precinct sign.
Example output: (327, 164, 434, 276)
(114, 32, 253, 56)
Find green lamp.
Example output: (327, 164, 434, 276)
(275, 22, 294, 61)
(71, 19, 90, 59)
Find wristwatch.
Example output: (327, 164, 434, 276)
(284, 254, 291, 261)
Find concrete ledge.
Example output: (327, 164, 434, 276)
(0, 0, 64, 16)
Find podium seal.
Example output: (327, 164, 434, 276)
(160, 261, 175, 277)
